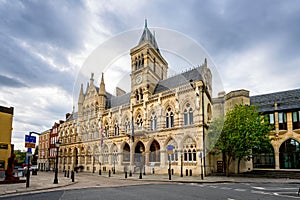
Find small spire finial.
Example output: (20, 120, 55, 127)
(144, 19, 147, 28)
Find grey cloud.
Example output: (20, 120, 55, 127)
(0, 74, 27, 88)
(0, 0, 87, 51)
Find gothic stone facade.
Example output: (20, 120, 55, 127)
(58, 24, 214, 176)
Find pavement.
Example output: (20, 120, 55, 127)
(1, 171, 300, 197)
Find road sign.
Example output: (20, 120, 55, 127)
(25, 143, 35, 148)
(25, 135, 36, 148)
(167, 145, 174, 154)
(25, 135, 36, 143)
(26, 152, 32, 157)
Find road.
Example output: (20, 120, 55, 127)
(1, 183, 300, 200)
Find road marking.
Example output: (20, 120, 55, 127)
(209, 186, 218, 188)
(234, 188, 246, 192)
(252, 186, 298, 191)
(252, 187, 265, 190)
(220, 187, 232, 190)
(197, 184, 205, 187)
(251, 190, 272, 195)
(227, 198, 235, 200)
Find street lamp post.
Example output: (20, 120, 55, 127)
(139, 153, 142, 179)
(199, 151, 203, 180)
(180, 153, 183, 177)
(113, 154, 116, 174)
(53, 139, 61, 184)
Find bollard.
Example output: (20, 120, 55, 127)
(64, 170, 67, 177)
(125, 171, 127, 179)
(189, 169, 192, 176)
(108, 170, 111, 177)
(186, 169, 188, 176)
(67, 170, 70, 178)
(129, 170, 132, 177)
(99, 169, 101, 175)
(71, 171, 75, 182)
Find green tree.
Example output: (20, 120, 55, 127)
(14, 150, 26, 165)
(207, 104, 272, 176)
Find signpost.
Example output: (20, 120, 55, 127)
(25, 135, 36, 148)
(25, 133, 37, 187)
(167, 145, 174, 180)
(199, 152, 204, 180)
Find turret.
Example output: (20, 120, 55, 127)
(99, 73, 106, 110)
(78, 84, 84, 117)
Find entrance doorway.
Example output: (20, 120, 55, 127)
(279, 138, 300, 169)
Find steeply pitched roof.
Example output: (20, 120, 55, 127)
(250, 88, 300, 113)
(107, 92, 131, 108)
(138, 19, 160, 53)
(154, 67, 203, 94)
(66, 112, 78, 122)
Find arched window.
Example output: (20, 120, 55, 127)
(279, 139, 300, 169)
(150, 112, 157, 131)
(137, 114, 143, 128)
(136, 90, 139, 101)
(184, 109, 188, 125)
(124, 118, 130, 134)
(140, 88, 143, 100)
(149, 140, 160, 162)
(166, 107, 174, 128)
(153, 58, 156, 72)
(183, 137, 197, 162)
(112, 144, 118, 163)
(167, 139, 178, 162)
(141, 54, 144, 66)
(123, 143, 130, 162)
(103, 145, 109, 164)
(207, 104, 212, 122)
(138, 56, 141, 67)
(135, 57, 138, 70)
(184, 103, 193, 125)
(104, 122, 109, 137)
(114, 123, 119, 136)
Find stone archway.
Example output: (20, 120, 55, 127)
(149, 140, 160, 163)
(134, 141, 145, 163)
(279, 138, 300, 169)
(123, 143, 130, 163)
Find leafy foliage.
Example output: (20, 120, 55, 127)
(207, 104, 272, 175)
(14, 150, 26, 165)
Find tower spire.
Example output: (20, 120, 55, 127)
(144, 19, 147, 28)
(99, 72, 106, 96)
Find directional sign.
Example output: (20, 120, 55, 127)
(25, 135, 36, 148)
(25, 135, 36, 143)
(167, 145, 174, 154)
(25, 143, 35, 148)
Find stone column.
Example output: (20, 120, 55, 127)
(274, 147, 280, 170)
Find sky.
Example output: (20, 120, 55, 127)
(0, 0, 299, 150)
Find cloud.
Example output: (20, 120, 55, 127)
(0, 74, 27, 88)
(0, 0, 299, 150)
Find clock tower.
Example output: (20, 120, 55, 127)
(130, 20, 168, 102)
